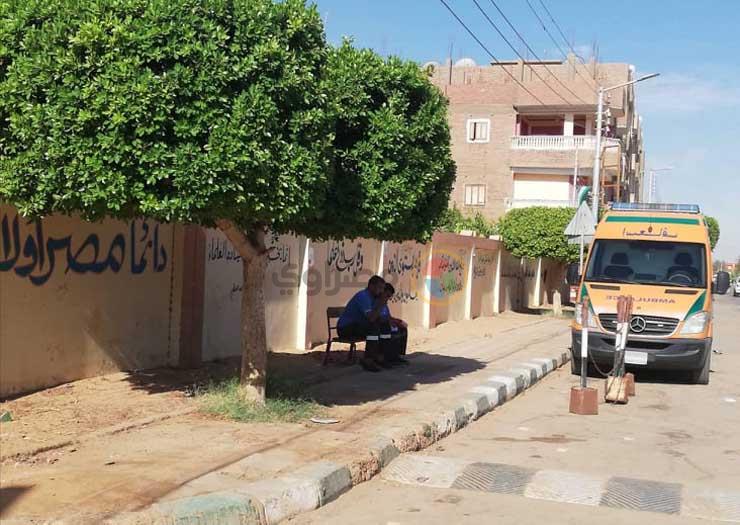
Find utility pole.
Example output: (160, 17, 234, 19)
(592, 73, 660, 223)
(591, 87, 604, 220)
(448, 41, 454, 86)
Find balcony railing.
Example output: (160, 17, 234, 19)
(511, 135, 619, 151)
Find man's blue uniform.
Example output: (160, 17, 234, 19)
(337, 289, 375, 329)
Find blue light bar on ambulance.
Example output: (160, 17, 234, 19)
(609, 203, 701, 214)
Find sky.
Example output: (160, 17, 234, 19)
(313, 0, 740, 262)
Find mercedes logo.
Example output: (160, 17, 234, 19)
(630, 316, 647, 333)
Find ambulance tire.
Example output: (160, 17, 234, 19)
(690, 351, 711, 385)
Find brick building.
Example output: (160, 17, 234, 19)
(428, 54, 645, 220)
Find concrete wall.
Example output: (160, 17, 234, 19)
(0, 205, 183, 397)
(305, 238, 382, 348)
(201, 229, 303, 360)
(381, 241, 431, 329)
(498, 250, 522, 313)
(2, 206, 561, 397)
(471, 248, 498, 319)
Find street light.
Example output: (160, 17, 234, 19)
(646, 167, 673, 203)
(592, 73, 660, 221)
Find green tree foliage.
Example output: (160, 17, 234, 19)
(0, 0, 333, 229)
(0, 0, 455, 400)
(437, 206, 496, 237)
(497, 207, 579, 262)
(705, 216, 720, 251)
(313, 42, 455, 242)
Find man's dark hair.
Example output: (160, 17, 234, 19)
(368, 275, 385, 287)
(384, 283, 395, 295)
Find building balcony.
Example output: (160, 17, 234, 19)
(510, 135, 620, 151)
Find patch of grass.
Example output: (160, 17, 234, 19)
(197, 374, 324, 423)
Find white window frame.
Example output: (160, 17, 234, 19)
(466, 118, 491, 143)
(464, 184, 486, 206)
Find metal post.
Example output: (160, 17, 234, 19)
(591, 87, 604, 222)
(572, 147, 579, 205)
(579, 233, 585, 275)
(580, 297, 589, 388)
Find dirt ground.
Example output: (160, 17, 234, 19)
(0, 311, 566, 523)
(0, 311, 546, 462)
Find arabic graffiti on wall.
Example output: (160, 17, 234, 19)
(1, 211, 168, 286)
(326, 240, 364, 276)
(385, 246, 424, 304)
(207, 231, 292, 266)
(473, 252, 495, 279)
(386, 249, 422, 279)
(207, 237, 241, 263)
(267, 232, 291, 265)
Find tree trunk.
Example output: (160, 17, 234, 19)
(216, 219, 269, 404)
(239, 253, 268, 403)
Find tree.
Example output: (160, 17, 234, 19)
(705, 216, 720, 251)
(437, 206, 496, 237)
(497, 207, 579, 262)
(310, 42, 455, 242)
(0, 1, 455, 401)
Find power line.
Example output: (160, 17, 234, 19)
(470, 0, 572, 105)
(486, 0, 590, 104)
(437, 0, 547, 105)
(539, 0, 589, 65)
(523, 0, 598, 90)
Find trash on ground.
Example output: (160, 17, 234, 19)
(310, 417, 340, 425)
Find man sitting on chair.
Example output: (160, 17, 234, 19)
(337, 275, 392, 372)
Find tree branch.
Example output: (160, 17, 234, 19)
(216, 219, 262, 261)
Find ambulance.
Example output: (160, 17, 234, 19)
(570, 203, 729, 384)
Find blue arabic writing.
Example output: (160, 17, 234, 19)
(1, 212, 168, 286)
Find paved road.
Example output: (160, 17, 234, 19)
(291, 294, 740, 524)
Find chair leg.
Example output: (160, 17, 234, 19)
(323, 340, 332, 366)
(347, 343, 356, 362)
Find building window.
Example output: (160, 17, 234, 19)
(464, 184, 486, 206)
(467, 118, 490, 143)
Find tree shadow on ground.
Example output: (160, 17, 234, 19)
(123, 344, 486, 407)
(0, 485, 33, 518)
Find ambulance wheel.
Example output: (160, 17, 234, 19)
(690, 351, 711, 385)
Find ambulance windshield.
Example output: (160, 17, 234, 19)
(585, 240, 707, 288)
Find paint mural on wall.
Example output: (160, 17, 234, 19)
(430, 250, 466, 298)
(1, 209, 168, 286)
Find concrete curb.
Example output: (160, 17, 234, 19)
(111, 351, 569, 525)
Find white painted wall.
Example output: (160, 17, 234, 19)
(513, 173, 572, 202)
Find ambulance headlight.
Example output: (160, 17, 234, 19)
(680, 311, 709, 335)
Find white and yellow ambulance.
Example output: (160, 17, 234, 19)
(571, 203, 725, 384)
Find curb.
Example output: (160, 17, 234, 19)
(112, 351, 570, 525)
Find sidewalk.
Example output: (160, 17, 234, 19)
(0, 312, 572, 524)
